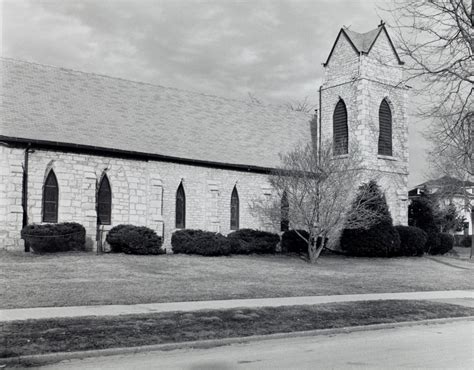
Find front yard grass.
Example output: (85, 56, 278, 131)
(2, 300, 473, 359)
(1, 250, 473, 309)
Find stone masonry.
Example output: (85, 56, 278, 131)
(320, 27, 409, 225)
(0, 146, 274, 251)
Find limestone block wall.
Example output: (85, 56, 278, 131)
(324, 32, 360, 86)
(0, 145, 24, 250)
(0, 146, 276, 251)
(320, 30, 409, 225)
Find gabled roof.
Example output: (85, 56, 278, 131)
(323, 23, 404, 67)
(0, 58, 312, 170)
(416, 176, 474, 189)
(409, 176, 474, 198)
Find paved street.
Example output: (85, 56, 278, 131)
(39, 320, 474, 369)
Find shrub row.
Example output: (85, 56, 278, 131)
(106, 225, 165, 255)
(171, 228, 279, 256)
(454, 235, 472, 248)
(21, 222, 86, 253)
(340, 225, 454, 258)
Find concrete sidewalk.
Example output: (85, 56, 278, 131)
(1, 290, 473, 322)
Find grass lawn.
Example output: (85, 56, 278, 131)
(1, 250, 473, 309)
(2, 300, 473, 359)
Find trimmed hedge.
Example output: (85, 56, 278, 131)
(227, 229, 280, 254)
(106, 225, 165, 255)
(429, 232, 454, 255)
(171, 229, 231, 256)
(341, 225, 401, 257)
(454, 235, 472, 248)
(21, 223, 86, 253)
(461, 236, 472, 248)
(281, 230, 309, 254)
(394, 225, 427, 256)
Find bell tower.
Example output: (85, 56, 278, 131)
(319, 22, 409, 224)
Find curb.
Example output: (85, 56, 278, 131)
(2, 316, 473, 367)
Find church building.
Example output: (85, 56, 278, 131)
(0, 23, 409, 251)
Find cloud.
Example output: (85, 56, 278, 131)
(2, 0, 427, 186)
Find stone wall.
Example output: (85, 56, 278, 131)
(0, 146, 276, 251)
(0, 145, 24, 250)
(320, 27, 409, 225)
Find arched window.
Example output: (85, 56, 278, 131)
(281, 191, 289, 232)
(97, 174, 112, 225)
(333, 99, 348, 155)
(175, 182, 186, 229)
(378, 99, 393, 156)
(230, 186, 239, 230)
(42, 170, 59, 223)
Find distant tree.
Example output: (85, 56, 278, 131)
(250, 140, 385, 263)
(285, 96, 317, 113)
(385, 3, 473, 250)
(385, 0, 472, 142)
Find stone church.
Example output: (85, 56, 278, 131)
(0, 23, 409, 251)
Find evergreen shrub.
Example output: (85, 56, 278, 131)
(394, 225, 427, 256)
(227, 228, 280, 254)
(106, 225, 164, 255)
(340, 180, 401, 257)
(21, 222, 86, 253)
(281, 230, 309, 254)
(429, 233, 454, 255)
(171, 229, 231, 256)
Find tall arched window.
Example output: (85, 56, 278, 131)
(230, 186, 239, 230)
(378, 99, 393, 156)
(97, 174, 112, 225)
(176, 182, 186, 229)
(281, 191, 289, 232)
(333, 99, 348, 155)
(42, 170, 59, 223)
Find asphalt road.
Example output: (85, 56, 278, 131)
(39, 320, 474, 369)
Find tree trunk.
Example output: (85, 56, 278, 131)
(470, 211, 473, 259)
(308, 236, 325, 263)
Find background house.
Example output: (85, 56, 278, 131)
(409, 176, 474, 235)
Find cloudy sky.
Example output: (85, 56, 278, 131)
(1, 0, 430, 186)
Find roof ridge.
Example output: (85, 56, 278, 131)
(0, 56, 311, 115)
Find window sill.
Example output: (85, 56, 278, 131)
(333, 154, 349, 159)
(377, 154, 396, 161)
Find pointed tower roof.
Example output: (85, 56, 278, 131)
(323, 22, 404, 66)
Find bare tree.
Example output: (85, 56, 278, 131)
(429, 138, 474, 257)
(250, 140, 385, 263)
(285, 96, 317, 113)
(385, 0, 472, 122)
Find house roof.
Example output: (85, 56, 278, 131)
(409, 176, 474, 199)
(415, 176, 474, 189)
(0, 58, 312, 170)
(323, 23, 404, 66)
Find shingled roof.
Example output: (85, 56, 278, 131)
(0, 58, 312, 170)
(323, 23, 404, 66)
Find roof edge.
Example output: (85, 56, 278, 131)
(323, 28, 361, 67)
(0, 136, 276, 175)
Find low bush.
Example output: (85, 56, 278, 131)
(227, 229, 280, 254)
(341, 224, 401, 257)
(461, 236, 472, 248)
(171, 229, 231, 256)
(429, 233, 454, 255)
(106, 225, 164, 255)
(281, 230, 309, 254)
(394, 226, 427, 256)
(105, 224, 130, 253)
(453, 235, 472, 248)
(21, 222, 86, 253)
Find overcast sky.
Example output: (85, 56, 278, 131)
(1, 0, 430, 186)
